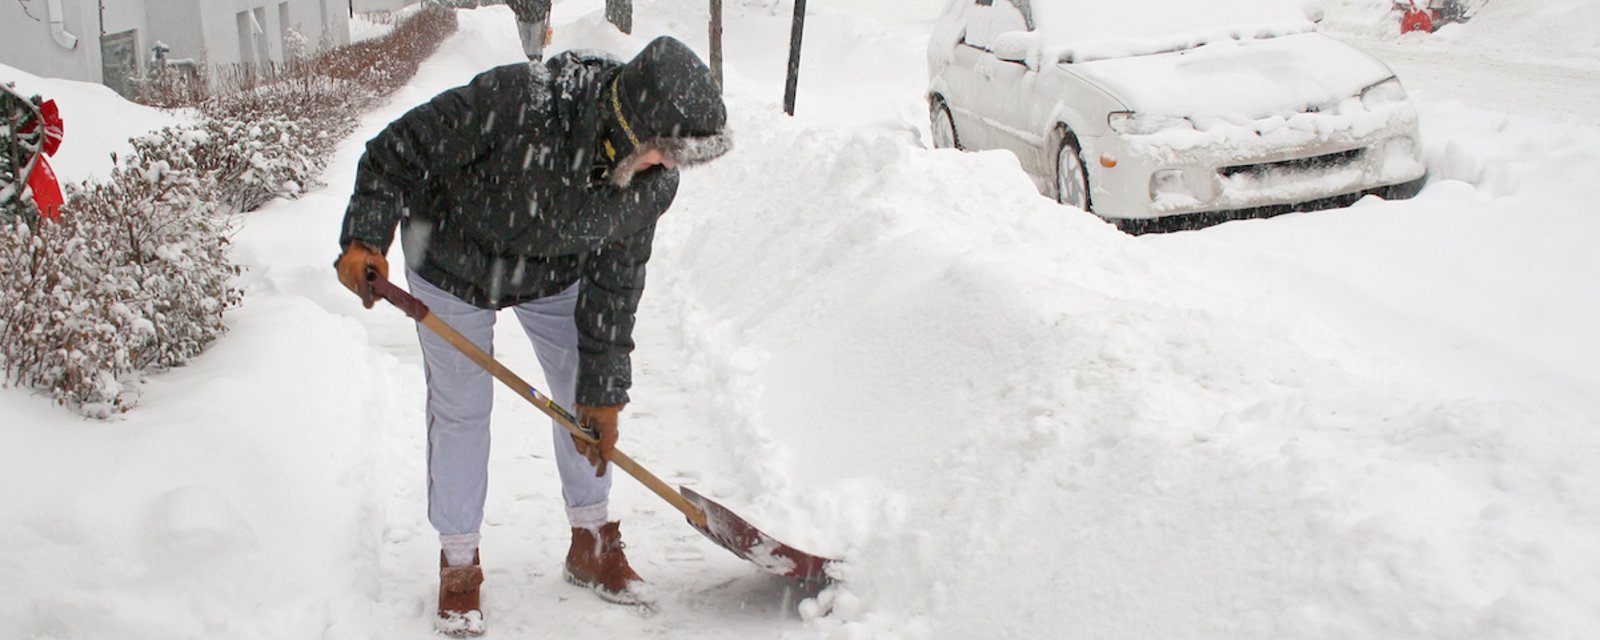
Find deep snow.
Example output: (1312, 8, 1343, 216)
(3, 0, 1598, 638)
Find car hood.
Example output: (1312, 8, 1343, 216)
(1069, 32, 1394, 121)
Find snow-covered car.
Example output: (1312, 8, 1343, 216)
(927, 0, 1428, 232)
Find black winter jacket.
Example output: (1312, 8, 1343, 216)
(339, 51, 678, 407)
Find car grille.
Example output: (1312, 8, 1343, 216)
(1219, 148, 1365, 178)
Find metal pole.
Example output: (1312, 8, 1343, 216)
(710, 0, 723, 91)
(783, 0, 806, 115)
(605, 0, 632, 35)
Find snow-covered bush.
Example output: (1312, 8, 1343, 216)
(196, 92, 342, 212)
(317, 5, 457, 95)
(0, 5, 456, 416)
(195, 5, 458, 211)
(0, 130, 241, 416)
(284, 28, 312, 62)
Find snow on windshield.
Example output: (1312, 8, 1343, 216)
(1028, 0, 1317, 62)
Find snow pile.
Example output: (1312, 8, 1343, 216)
(1035, 0, 1317, 62)
(646, 1, 1600, 637)
(1316, 0, 1600, 63)
(926, 0, 1316, 66)
(0, 63, 186, 183)
(652, 83, 1600, 640)
(1073, 32, 1395, 120)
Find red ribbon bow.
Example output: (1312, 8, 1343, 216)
(19, 99, 65, 220)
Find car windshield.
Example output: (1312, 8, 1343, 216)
(1025, 0, 1316, 62)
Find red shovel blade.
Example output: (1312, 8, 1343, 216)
(679, 487, 835, 583)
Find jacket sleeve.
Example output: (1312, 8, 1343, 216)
(575, 219, 657, 407)
(338, 75, 495, 252)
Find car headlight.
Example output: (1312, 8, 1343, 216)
(1108, 111, 1194, 136)
(1360, 77, 1409, 110)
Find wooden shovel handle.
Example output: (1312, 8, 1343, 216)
(366, 272, 708, 528)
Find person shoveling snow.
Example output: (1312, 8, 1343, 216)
(335, 36, 733, 636)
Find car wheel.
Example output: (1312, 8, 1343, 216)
(930, 100, 960, 150)
(1055, 132, 1091, 210)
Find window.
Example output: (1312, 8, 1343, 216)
(237, 11, 257, 65)
(966, 0, 1029, 51)
(992, 1, 1029, 36)
(253, 7, 271, 63)
(237, 7, 273, 66)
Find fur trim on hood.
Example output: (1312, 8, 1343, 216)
(608, 132, 733, 187)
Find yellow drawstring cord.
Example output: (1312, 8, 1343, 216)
(609, 76, 643, 151)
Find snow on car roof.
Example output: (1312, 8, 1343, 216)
(1027, 0, 1317, 62)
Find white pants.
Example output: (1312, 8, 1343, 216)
(407, 270, 611, 542)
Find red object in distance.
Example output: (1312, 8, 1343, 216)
(1401, 9, 1437, 34)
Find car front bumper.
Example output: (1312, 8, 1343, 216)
(1087, 108, 1428, 222)
(1110, 172, 1429, 235)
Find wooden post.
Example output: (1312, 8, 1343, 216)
(783, 0, 806, 115)
(606, 0, 633, 35)
(710, 0, 723, 90)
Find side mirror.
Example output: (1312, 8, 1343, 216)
(991, 31, 1039, 67)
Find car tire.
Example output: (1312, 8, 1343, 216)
(930, 100, 960, 150)
(1055, 131, 1091, 211)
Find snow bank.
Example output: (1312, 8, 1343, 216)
(0, 297, 409, 638)
(650, 20, 1600, 636)
(0, 63, 186, 183)
(1316, 0, 1600, 64)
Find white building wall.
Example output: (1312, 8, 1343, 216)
(2, 0, 348, 89)
(184, 0, 349, 68)
(1, 0, 105, 83)
(146, 0, 207, 64)
(353, 0, 417, 12)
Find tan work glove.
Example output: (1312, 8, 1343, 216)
(573, 404, 623, 477)
(336, 242, 389, 308)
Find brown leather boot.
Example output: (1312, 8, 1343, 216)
(564, 521, 650, 605)
(435, 550, 485, 637)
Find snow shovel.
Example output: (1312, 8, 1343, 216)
(365, 272, 834, 582)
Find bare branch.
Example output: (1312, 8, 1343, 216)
(15, 0, 43, 22)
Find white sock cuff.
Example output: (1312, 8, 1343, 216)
(566, 502, 609, 531)
(440, 532, 481, 567)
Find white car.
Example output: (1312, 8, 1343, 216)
(927, 0, 1428, 232)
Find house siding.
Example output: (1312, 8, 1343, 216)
(0, 0, 113, 84)
(1, 0, 348, 92)
(353, 0, 417, 12)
